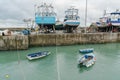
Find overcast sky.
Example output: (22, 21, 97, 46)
(0, 0, 120, 27)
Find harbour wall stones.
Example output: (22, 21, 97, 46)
(29, 33, 120, 46)
(0, 33, 120, 50)
(0, 35, 28, 50)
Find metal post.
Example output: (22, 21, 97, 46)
(85, 0, 87, 27)
(85, 0, 88, 33)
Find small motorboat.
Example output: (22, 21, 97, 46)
(26, 51, 51, 60)
(79, 48, 94, 53)
(78, 53, 96, 67)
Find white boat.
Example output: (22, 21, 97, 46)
(63, 6, 80, 32)
(26, 51, 51, 60)
(78, 53, 96, 67)
(96, 9, 120, 27)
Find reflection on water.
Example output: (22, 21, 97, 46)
(77, 64, 94, 73)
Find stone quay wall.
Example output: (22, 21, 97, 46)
(29, 33, 120, 46)
(0, 33, 120, 50)
(0, 35, 28, 50)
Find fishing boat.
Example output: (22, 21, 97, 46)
(78, 53, 96, 67)
(63, 6, 80, 32)
(101, 9, 120, 26)
(35, 3, 56, 32)
(95, 9, 120, 32)
(26, 51, 51, 60)
(79, 48, 94, 53)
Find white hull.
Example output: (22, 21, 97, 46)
(27, 52, 51, 60)
(64, 20, 80, 27)
(78, 53, 96, 67)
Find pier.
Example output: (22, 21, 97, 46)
(0, 32, 120, 50)
(29, 33, 120, 46)
(0, 35, 28, 50)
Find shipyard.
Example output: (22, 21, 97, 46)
(0, 0, 120, 80)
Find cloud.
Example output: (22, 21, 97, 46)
(0, 0, 120, 26)
(0, 0, 34, 24)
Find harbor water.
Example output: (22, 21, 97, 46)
(0, 43, 120, 80)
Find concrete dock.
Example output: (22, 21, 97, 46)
(0, 32, 120, 50)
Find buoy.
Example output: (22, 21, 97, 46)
(5, 74, 9, 78)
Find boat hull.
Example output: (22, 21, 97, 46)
(79, 48, 94, 53)
(35, 16, 56, 27)
(26, 51, 51, 60)
(78, 53, 96, 67)
(64, 20, 80, 27)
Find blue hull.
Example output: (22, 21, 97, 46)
(35, 16, 56, 25)
(79, 48, 94, 53)
(78, 53, 96, 67)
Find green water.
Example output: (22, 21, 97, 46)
(0, 43, 120, 80)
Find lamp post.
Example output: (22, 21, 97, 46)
(85, 0, 88, 27)
(85, 0, 88, 33)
